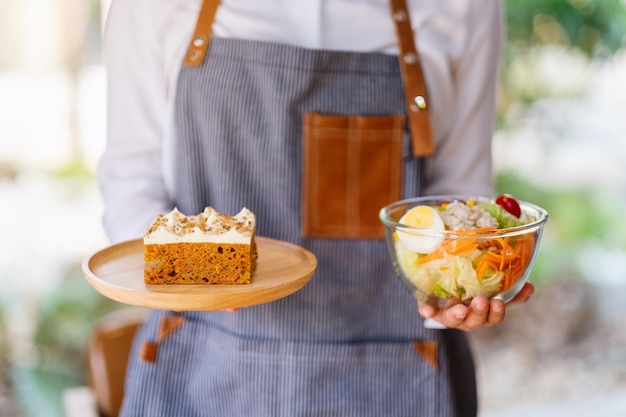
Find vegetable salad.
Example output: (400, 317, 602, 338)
(394, 195, 537, 301)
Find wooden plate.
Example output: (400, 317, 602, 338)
(82, 237, 317, 311)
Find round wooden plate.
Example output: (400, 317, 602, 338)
(82, 237, 317, 311)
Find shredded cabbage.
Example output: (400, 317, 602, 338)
(396, 240, 504, 301)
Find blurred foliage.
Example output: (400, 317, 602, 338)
(495, 1, 626, 286)
(0, 299, 15, 414)
(48, 157, 94, 181)
(499, 0, 626, 126)
(0, 289, 20, 416)
(11, 366, 81, 417)
(496, 172, 617, 242)
(10, 264, 122, 417)
(505, 0, 626, 56)
(34, 265, 120, 360)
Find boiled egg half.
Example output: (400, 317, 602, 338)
(397, 205, 445, 254)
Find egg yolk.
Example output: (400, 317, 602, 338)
(396, 205, 445, 254)
(400, 206, 436, 229)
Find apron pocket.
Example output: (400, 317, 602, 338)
(302, 113, 404, 239)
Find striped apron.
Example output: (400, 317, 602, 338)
(120, 3, 477, 417)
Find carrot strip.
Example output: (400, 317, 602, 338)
(453, 227, 498, 236)
(414, 228, 538, 294)
(483, 251, 503, 262)
(417, 238, 478, 264)
(445, 239, 479, 255)
(417, 249, 445, 265)
(497, 234, 537, 292)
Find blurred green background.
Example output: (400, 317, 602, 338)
(1, 1, 626, 416)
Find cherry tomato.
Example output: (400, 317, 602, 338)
(495, 194, 521, 218)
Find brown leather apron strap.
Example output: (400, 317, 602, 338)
(184, 0, 435, 156)
(184, 0, 221, 66)
(389, 0, 435, 157)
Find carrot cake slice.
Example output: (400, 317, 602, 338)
(144, 207, 257, 284)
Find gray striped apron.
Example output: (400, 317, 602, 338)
(120, 12, 477, 417)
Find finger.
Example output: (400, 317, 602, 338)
(485, 299, 506, 327)
(225, 308, 238, 313)
(508, 282, 534, 304)
(418, 301, 469, 328)
(437, 303, 470, 328)
(417, 302, 437, 319)
(456, 296, 490, 330)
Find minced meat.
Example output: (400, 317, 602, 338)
(439, 202, 498, 231)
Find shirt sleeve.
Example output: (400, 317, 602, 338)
(423, 0, 503, 197)
(98, 0, 174, 243)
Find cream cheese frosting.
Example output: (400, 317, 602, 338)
(144, 207, 256, 244)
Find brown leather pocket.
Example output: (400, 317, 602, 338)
(303, 113, 404, 239)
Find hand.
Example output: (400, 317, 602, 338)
(417, 282, 534, 331)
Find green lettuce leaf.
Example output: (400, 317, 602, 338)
(479, 202, 525, 229)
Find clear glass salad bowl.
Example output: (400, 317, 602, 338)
(379, 195, 548, 307)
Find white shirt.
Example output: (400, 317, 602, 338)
(99, 0, 503, 243)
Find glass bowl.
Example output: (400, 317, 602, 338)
(379, 195, 548, 307)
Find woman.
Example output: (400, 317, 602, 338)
(98, 0, 532, 415)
